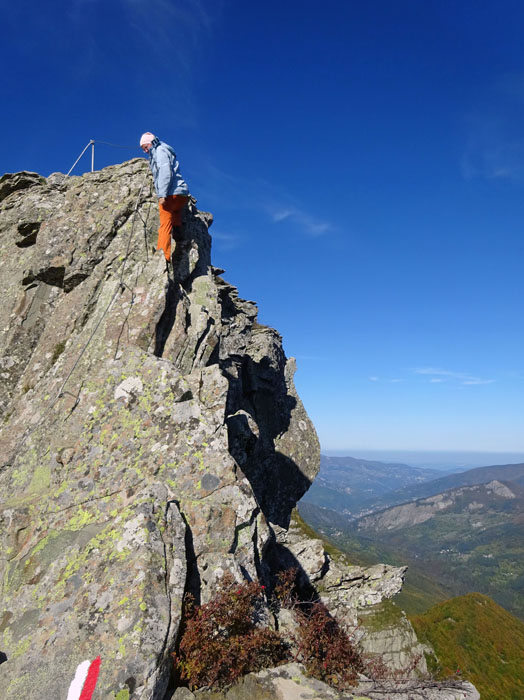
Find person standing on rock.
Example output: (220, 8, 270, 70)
(140, 132, 190, 264)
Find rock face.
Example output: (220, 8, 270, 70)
(0, 161, 478, 700)
(186, 663, 480, 700)
(271, 515, 408, 635)
(0, 161, 319, 699)
(357, 600, 429, 675)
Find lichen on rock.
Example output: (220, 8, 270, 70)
(0, 160, 320, 698)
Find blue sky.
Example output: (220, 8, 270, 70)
(2, 0, 524, 455)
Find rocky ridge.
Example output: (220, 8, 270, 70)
(0, 161, 478, 699)
(356, 480, 521, 533)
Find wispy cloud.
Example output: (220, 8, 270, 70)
(270, 207, 332, 237)
(66, 0, 224, 129)
(195, 162, 335, 237)
(461, 133, 524, 181)
(414, 367, 494, 386)
(212, 230, 242, 251)
(119, 0, 220, 68)
(368, 376, 379, 382)
(461, 73, 524, 182)
(272, 210, 294, 222)
(461, 378, 495, 386)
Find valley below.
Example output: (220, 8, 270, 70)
(300, 455, 524, 619)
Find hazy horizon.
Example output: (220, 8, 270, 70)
(321, 449, 524, 471)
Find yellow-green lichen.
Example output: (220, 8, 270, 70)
(29, 464, 51, 493)
(118, 636, 126, 656)
(6, 672, 32, 696)
(12, 635, 31, 659)
(68, 506, 95, 530)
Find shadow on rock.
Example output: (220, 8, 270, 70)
(271, 547, 322, 606)
(154, 276, 181, 357)
(226, 350, 312, 530)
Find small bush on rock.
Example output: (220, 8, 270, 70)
(273, 566, 299, 610)
(174, 568, 364, 691)
(173, 574, 289, 689)
(275, 568, 363, 688)
(294, 601, 364, 688)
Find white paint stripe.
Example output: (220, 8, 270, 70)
(67, 660, 91, 700)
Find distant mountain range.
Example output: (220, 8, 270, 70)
(294, 500, 524, 698)
(354, 479, 524, 619)
(298, 499, 453, 615)
(302, 454, 447, 517)
(368, 461, 524, 513)
(300, 456, 524, 619)
(301, 454, 524, 518)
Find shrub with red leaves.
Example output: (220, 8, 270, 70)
(173, 574, 289, 689)
(273, 568, 363, 688)
(294, 601, 364, 688)
(273, 567, 299, 610)
(174, 569, 364, 692)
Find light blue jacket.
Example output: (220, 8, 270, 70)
(148, 138, 189, 198)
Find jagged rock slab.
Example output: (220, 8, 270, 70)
(0, 161, 320, 698)
(357, 600, 429, 675)
(275, 534, 407, 629)
(180, 662, 479, 700)
(356, 678, 480, 700)
(192, 662, 360, 699)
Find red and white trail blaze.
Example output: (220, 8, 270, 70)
(66, 657, 101, 700)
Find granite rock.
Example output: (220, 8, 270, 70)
(0, 160, 320, 698)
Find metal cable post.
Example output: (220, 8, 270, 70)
(66, 140, 95, 177)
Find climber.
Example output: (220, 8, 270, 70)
(140, 132, 190, 265)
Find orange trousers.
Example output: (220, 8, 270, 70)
(157, 195, 189, 260)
